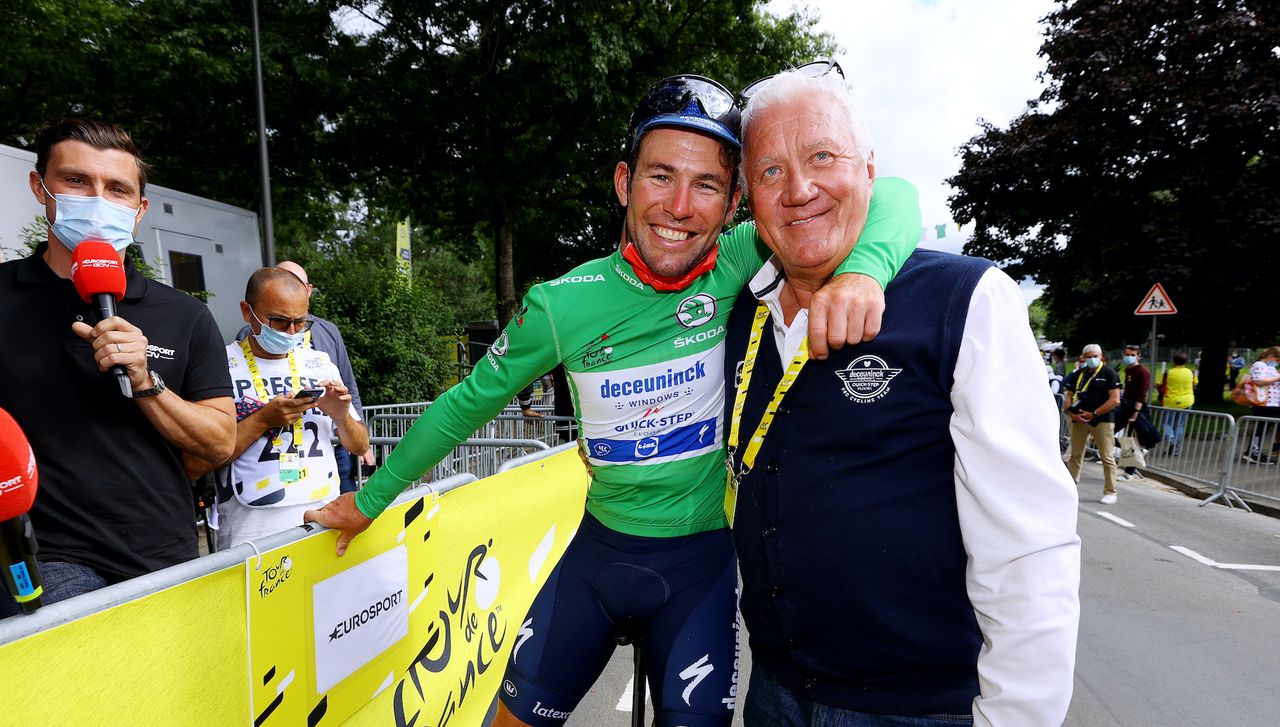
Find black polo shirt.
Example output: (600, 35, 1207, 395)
(0, 243, 232, 582)
(1064, 363, 1122, 425)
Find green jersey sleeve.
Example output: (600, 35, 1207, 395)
(832, 176, 920, 286)
(354, 286, 561, 518)
(715, 175, 921, 288)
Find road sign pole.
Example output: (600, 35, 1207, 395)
(1149, 316, 1157, 374)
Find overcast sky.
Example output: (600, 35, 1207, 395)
(767, 0, 1059, 300)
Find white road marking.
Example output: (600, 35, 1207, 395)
(616, 676, 633, 711)
(1170, 546, 1280, 571)
(1096, 512, 1135, 528)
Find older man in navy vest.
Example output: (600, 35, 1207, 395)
(724, 64, 1081, 726)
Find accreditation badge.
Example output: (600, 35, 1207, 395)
(279, 451, 301, 483)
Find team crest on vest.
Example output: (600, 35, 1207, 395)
(676, 293, 716, 329)
(835, 355, 902, 403)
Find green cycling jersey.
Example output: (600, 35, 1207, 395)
(356, 177, 920, 536)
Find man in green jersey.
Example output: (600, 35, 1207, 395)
(305, 74, 918, 726)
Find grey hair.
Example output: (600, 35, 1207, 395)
(738, 68, 875, 192)
(1082, 344, 1102, 356)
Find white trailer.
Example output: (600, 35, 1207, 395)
(0, 143, 263, 342)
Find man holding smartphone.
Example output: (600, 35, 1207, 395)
(187, 267, 369, 548)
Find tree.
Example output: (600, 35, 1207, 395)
(339, 0, 834, 321)
(949, 0, 1280, 403)
(0, 0, 359, 239)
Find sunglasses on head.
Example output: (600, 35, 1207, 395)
(735, 59, 844, 109)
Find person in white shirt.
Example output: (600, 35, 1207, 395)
(190, 268, 369, 548)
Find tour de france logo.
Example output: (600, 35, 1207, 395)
(676, 293, 716, 329)
(834, 355, 902, 403)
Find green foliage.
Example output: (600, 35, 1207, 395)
(1027, 297, 1049, 340)
(0, 0, 835, 401)
(277, 206, 460, 405)
(949, 0, 1280, 401)
(341, 0, 834, 319)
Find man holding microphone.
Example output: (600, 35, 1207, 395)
(0, 118, 234, 616)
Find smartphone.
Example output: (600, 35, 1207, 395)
(294, 388, 324, 400)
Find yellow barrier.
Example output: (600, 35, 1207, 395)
(0, 449, 588, 726)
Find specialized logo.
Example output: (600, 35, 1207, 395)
(328, 588, 404, 641)
(146, 344, 176, 361)
(676, 293, 716, 328)
(513, 617, 535, 663)
(679, 654, 715, 706)
(548, 273, 605, 286)
(257, 555, 292, 599)
(835, 355, 902, 403)
(491, 332, 510, 357)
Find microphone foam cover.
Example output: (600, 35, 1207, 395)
(0, 407, 38, 520)
(71, 240, 126, 304)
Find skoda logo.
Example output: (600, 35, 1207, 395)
(676, 293, 716, 329)
(490, 331, 509, 357)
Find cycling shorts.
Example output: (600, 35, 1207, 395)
(498, 512, 739, 726)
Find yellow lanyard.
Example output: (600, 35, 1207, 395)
(239, 338, 303, 455)
(725, 302, 809, 523)
(1075, 365, 1101, 395)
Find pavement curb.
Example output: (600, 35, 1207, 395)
(1138, 467, 1280, 519)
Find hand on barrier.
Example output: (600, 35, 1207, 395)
(304, 492, 373, 557)
(808, 272, 884, 360)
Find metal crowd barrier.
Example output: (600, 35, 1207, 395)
(363, 405, 576, 484)
(1213, 415, 1280, 510)
(1141, 406, 1237, 493)
(1057, 405, 1260, 511)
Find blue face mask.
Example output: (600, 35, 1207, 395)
(1123, 355, 1137, 366)
(1270, 361, 1279, 369)
(42, 180, 141, 253)
(1085, 357, 1101, 369)
(250, 308, 305, 355)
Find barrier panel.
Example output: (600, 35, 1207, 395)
(1141, 406, 1236, 490)
(0, 445, 589, 726)
(1215, 415, 1280, 510)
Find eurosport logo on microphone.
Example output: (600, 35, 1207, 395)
(0, 474, 23, 496)
(71, 258, 121, 273)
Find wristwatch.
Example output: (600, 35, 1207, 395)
(133, 370, 167, 399)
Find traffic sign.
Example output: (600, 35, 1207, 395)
(1135, 283, 1177, 315)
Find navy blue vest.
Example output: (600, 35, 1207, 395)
(725, 249, 993, 715)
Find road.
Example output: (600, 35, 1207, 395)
(560, 460, 1280, 726)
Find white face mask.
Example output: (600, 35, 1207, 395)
(42, 179, 141, 253)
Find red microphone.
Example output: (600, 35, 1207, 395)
(0, 407, 44, 614)
(71, 241, 132, 397)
